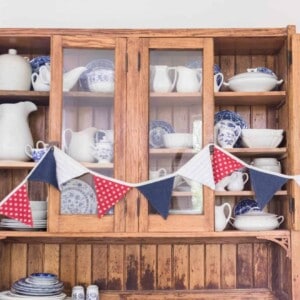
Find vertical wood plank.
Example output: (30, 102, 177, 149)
(173, 244, 188, 290)
(107, 244, 124, 290)
(157, 245, 172, 290)
(125, 245, 140, 290)
(189, 244, 204, 289)
(237, 243, 253, 288)
(253, 243, 269, 288)
(60, 244, 76, 295)
(140, 244, 156, 290)
(10, 243, 27, 284)
(0, 242, 11, 290)
(27, 244, 44, 274)
(205, 244, 221, 289)
(92, 244, 108, 290)
(221, 244, 237, 288)
(76, 244, 92, 285)
(44, 244, 60, 275)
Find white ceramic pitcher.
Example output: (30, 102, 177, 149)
(0, 101, 37, 161)
(63, 127, 98, 162)
(175, 66, 202, 93)
(215, 203, 232, 232)
(227, 171, 249, 192)
(151, 65, 177, 93)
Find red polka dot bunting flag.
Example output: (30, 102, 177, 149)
(93, 176, 131, 218)
(212, 147, 244, 183)
(0, 183, 33, 226)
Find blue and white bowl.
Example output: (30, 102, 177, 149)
(30, 56, 50, 74)
(234, 199, 261, 216)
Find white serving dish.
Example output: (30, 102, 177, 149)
(31, 209, 47, 220)
(252, 157, 280, 166)
(231, 211, 284, 231)
(241, 129, 283, 148)
(163, 133, 193, 148)
(223, 72, 283, 92)
(30, 200, 48, 210)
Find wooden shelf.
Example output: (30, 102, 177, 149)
(227, 147, 287, 158)
(0, 91, 49, 105)
(0, 161, 35, 169)
(150, 92, 202, 105)
(215, 190, 288, 196)
(83, 162, 113, 169)
(215, 91, 286, 106)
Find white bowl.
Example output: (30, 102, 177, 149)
(31, 209, 47, 220)
(252, 157, 280, 166)
(242, 128, 284, 136)
(223, 72, 283, 92)
(254, 164, 281, 173)
(163, 133, 193, 148)
(231, 211, 284, 231)
(241, 129, 284, 148)
(30, 200, 47, 210)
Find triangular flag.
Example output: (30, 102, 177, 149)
(249, 168, 288, 209)
(93, 175, 131, 218)
(293, 175, 300, 187)
(0, 183, 33, 226)
(137, 176, 175, 219)
(54, 147, 89, 190)
(28, 148, 59, 189)
(177, 145, 215, 190)
(212, 147, 244, 183)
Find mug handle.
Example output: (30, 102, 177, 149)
(24, 144, 33, 158)
(62, 128, 73, 152)
(242, 173, 249, 184)
(277, 216, 285, 226)
(222, 202, 232, 225)
(214, 72, 224, 92)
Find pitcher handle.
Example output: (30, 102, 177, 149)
(196, 69, 203, 87)
(242, 173, 249, 184)
(24, 144, 33, 158)
(62, 128, 73, 152)
(215, 72, 224, 90)
(168, 67, 178, 92)
(222, 202, 232, 225)
(277, 215, 284, 226)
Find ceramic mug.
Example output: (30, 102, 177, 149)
(149, 168, 167, 180)
(25, 140, 49, 162)
(215, 120, 242, 148)
(214, 72, 224, 92)
(91, 141, 114, 163)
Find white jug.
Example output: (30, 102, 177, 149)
(214, 72, 224, 92)
(175, 66, 202, 93)
(151, 65, 177, 93)
(215, 203, 232, 231)
(227, 171, 249, 192)
(63, 127, 98, 162)
(0, 101, 37, 161)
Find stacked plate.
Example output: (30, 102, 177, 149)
(0, 273, 67, 299)
(0, 201, 48, 231)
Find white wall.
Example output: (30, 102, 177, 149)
(1, 0, 300, 31)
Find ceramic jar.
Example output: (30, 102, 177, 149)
(0, 49, 32, 90)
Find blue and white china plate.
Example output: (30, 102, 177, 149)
(30, 56, 51, 74)
(79, 59, 114, 91)
(234, 199, 261, 216)
(247, 66, 276, 77)
(149, 120, 175, 148)
(61, 179, 97, 214)
(186, 61, 221, 74)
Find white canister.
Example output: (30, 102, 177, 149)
(86, 285, 99, 300)
(72, 285, 85, 300)
(192, 115, 202, 151)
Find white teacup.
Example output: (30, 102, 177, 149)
(149, 168, 167, 180)
(214, 72, 224, 92)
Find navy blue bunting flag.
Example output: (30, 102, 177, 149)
(249, 168, 288, 209)
(137, 176, 175, 219)
(28, 148, 59, 189)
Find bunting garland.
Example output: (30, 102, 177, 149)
(0, 144, 300, 224)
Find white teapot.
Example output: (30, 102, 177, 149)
(175, 66, 202, 93)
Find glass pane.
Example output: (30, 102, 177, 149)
(149, 50, 203, 215)
(61, 48, 115, 215)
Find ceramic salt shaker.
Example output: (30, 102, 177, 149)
(72, 285, 85, 300)
(86, 284, 99, 300)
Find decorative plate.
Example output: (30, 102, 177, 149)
(0, 291, 67, 300)
(79, 59, 114, 91)
(60, 179, 97, 214)
(30, 56, 50, 74)
(149, 120, 175, 148)
(233, 198, 261, 216)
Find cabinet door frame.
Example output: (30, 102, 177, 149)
(134, 37, 215, 232)
(48, 35, 127, 233)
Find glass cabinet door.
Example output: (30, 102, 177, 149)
(138, 38, 215, 232)
(48, 36, 127, 233)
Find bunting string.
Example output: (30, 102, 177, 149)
(0, 144, 299, 224)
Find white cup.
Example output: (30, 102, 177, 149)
(86, 285, 99, 300)
(149, 168, 167, 180)
(72, 285, 85, 300)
